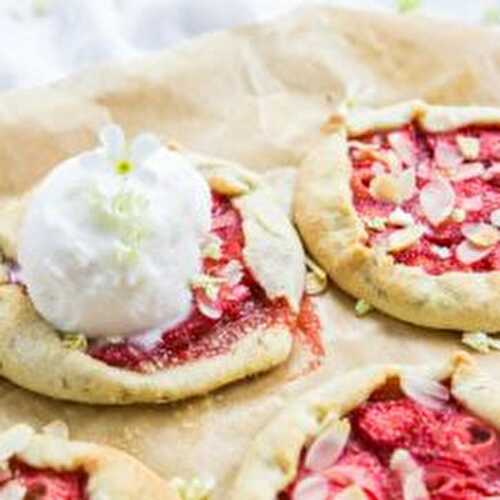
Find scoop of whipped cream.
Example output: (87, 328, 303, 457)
(18, 125, 211, 338)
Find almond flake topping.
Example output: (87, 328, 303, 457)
(292, 475, 329, 500)
(304, 419, 351, 472)
(434, 141, 463, 172)
(171, 476, 215, 500)
(462, 331, 500, 354)
(384, 226, 425, 253)
(388, 132, 418, 167)
(305, 256, 328, 296)
(456, 136, 480, 160)
(430, 245, 451, 260)
(370, 167, 415, 205)
(451, 208, 466, 223)
(42, 420, 69, 440)
(400, 373, 449, 411)
(491, 209, 500, 228)
(365, 217, 387, 232)
(335, 486, 368, 500)
(0, 481, 27, 500)
(388, 208, 414, 227)
(484, 163, 500, 183)
(190, 274, 225, 301)
(462, 223, 500, 248)
(419, 176, 455, 227)
(456, 240, 494, 265)
(0, 425, 33, 462)
(460, 195, 483, 212)
(390, 449, 429, 500)
(452, 162, 485, 182)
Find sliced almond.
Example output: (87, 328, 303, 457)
(305, 256, 328, 296)
(42, 420, 69, 440)
(388, 131, 418, 167)
(460, 195, 483, 212)
(416, 160, 432, 180)
(0, 425, 33, 462)
(304, 419, 350, 472)
(390, 449, 430, 500)
(456, 240, 494, 265)
(398, 167, 417, 202)
(434, 140, 463, 171)
(400, 374, 449, 411)
(483, 163, 500, 183)
(491, 209, 500, 228)
(335, 486, 368, 500)
(430, 245, 451, 260)
(0, 481, 27, 500)
(384, 226, 425, 253)
(369, 174, 400, 204)
(451, 208, 466, 223)
(388, 208, 414, 227)
(452, 162, 484, 182)
(292, 475, 329, 500)
(462, 223, 500, 248)
(420, 177, 455, 227)
(456, 136, 480, 160)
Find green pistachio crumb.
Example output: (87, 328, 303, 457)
(61, 332, 88, 351)
(171, 477, 215, 500)
(366, 217, 387, 231)
(355, 299, 373, 317)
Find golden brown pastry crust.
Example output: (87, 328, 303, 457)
(0, 424, 178, 500)
(231, 352, 495, 500)
(0, 149, 305, 404)
(294, 100, 500, 332)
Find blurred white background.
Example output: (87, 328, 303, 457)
(1, 0, 499, 91)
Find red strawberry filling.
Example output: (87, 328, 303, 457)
(350, 124, 500, 275)
(88, 192, 297, 372)
(282, 395, 500, 499)
(0, 459, 87, 500)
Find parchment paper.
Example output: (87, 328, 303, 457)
(1, 6, 500, 497)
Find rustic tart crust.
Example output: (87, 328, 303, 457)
(0, 148, 305, 404)
(0, 423, 179, 500)
(231, 352, 496, 499)
(294, 100, 500, 332)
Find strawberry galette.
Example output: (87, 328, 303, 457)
(295, 101, 500, 331)
(0, 423, 178, 499)
(232, 352, 500, 499)
(0, 126, 305, 404)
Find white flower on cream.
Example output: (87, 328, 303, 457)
(19, 124, 212, 338)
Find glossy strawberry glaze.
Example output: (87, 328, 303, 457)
(283, 395, 500, 499)
(350, 124, 500, 274)
(0, 459, 87, 500)
(88, 192, 299, 372)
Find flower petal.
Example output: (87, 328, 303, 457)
(420, 177, 455, 226)
(130, 133, 163, 166)
(400, 374, 449, 411)
(292, 475, 329, 500)
(305, 419, 350, 472)
(456, 240, 494, 265)
(79, 151, 107, 169)
(98, 124, 125, 160)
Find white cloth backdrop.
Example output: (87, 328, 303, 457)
(0, 0, 499, 91)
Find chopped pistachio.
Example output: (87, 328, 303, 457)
(462, 331, 500, 354)
(396, 0, 421, 14)
(365, 216, 387, 232)
(201, 234, 222, 260)
(451, 208, 466, 223)
(61, 332, 88, 351)
(355, 299, 373, 317)
(456, 136, 480, 160)
(190, 274, 225, 301)
(305, 256, 328, 295)
(171, 476, 215, 500)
